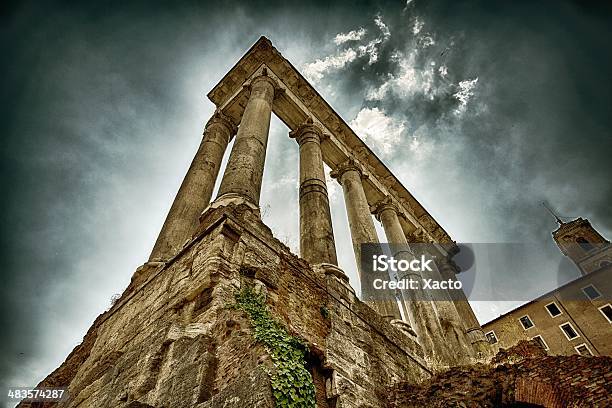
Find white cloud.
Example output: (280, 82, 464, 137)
(356, 15, 391, 65)
(303, 48, 358, 82)
(413, 17, 424, 35)
(350, 107, 405, 156)
(438, 65, 448, 78)
(453, 77, 479, 115)
(366, 50, 437, 101)
(334, 27, 367, 45)
(358, 40, 382, 65)
(302, 15, 392, 81)
(418, 35, 436, 48)
(412, 16, 436, 48)
(375, 15, 391, 40)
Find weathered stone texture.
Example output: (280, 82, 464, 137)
(324, 271, 430, 408)
(217, 74, 276, 205)
(149, 112, 235, 261)
(24, 205, 430, 408)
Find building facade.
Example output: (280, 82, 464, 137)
(483, 217, 612, 357)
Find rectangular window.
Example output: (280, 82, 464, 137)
(532, 335, 549, 351)
(545, 302, 562, 317)
(519, 315, 534, 330)
(560, 322, 579, 340)
(598, 304, 612, 323)
(575, 344, 593, 356)
(581, 284, 601, 300)
(485, 331, 498, 344)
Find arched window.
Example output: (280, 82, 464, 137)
(576, 237, 594, 252)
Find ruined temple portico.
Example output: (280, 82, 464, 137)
(29, 37, 494, 408)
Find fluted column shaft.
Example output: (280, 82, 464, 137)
(149, 112, 236, 261)
(332, 164, 401, 320)
(216, 74, 276, 205)
(290, 121, 338, 265)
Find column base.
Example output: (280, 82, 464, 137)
(202, 193, 260, 221)
(212, 193, 259, 209)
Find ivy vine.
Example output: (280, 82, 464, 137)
(233, 286, 316, 408)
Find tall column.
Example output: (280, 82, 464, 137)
(289, 119, 338, 266)
(215, 71, 276, 207)
(149, 111, 236, 261)
(438, 258, 491, 357)
(421, 249, 475, 362)
(372, 199, 451, 362)
(331, 161, 401, 320)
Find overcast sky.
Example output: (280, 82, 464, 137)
(2, 0, 611, 394)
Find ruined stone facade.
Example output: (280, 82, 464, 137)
(23, 37, 500, 407)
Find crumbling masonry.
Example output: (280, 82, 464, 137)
(24, 37, 608, 408)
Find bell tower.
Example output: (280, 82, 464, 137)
(549, 212, 611, 275)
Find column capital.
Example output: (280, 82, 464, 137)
(289, 117, 323, 146)
(243, 68, 281, 98)
(329, 158, 364, 182)
(370, 196, 399, 221)
(205, 110, 238, 135)
(406, 228, 426, 243)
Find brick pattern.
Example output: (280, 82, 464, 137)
(388, 340, 612, 407)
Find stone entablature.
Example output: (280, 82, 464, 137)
(143, 36, 490, 363)
(207, 36, 454, 251)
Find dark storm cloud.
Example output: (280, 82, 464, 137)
(1, 0, 611, 396)
(334, 1, 611, 236)
(301, 1, 611, 318)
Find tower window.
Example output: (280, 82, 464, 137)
(519, 315, 534, 330)
(485, 331, 498, 344)
(575, 344, 593, 356)
(581, 284, 601, 300)
(576, 237, 594, 252)
(545, 302, 562, 317)
(532, 335, 549, 351)
(598, 304, 612, 323)
(559, 322, 579, 340)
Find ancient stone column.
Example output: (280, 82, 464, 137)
(421, 250, 475, 362)
(149, 111, 236, 261)
(215, 72, 276, 207)
(438, 258, 491, 357)
(372, 199, 450, 362)
(289, 119, 338, 266)
(331, 161, 401, 320)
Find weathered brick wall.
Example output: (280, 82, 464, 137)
(389, 340, 612, 407)
(23, 204, 430, 408)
